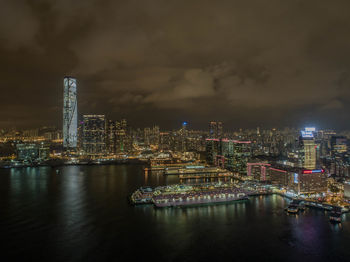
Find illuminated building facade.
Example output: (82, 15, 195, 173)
(228, 140, 251, 175)
(297, 169, 328, 194)
(16, 144, 39, 161)
(268, 167, 290, 187)
(206, 139, 221, 165)
(106, 120, 117, 154)
(116, 120, 128, 153)
(330, 136, 348, 155)
(247, 162, 271, 181)
(209, 121, 223, 138)
(63, 76, 77, 152)
(300, 129, 316, 170)
(82, 115, 106, 156)
(206, 139, 251, 175)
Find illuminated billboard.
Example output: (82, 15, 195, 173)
(301, 131, 314, 138)
(294, 173, 298, 184)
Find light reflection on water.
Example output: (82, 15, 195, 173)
(0, 165, 349, 261)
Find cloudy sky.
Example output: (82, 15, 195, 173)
(1, 0, 350, 130)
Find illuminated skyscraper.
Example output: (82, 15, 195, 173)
(300, 129, 316, 169)
(82, 115, 106, 156)
(209, 121, 223, 138)
(63, 76, 78, 152)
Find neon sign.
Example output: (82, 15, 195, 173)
(302, 169, 324, 174)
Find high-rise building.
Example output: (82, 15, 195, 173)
(223, 139, 251, 175)
(144, 127, 151, 146)
(82, 115, 106, 157)
(330, 136, 348, 155)
(209, 121, 223, 138)
(106, 120, 117, 154)
(116, 120, 128, 153)
(300, 129, 316, 169)
(206, 138, 251, 174)
(206, 139, 221, 166)
(63, 76, 78, 152)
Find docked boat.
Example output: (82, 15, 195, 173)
(329, 207, 342, 223)
(287, 204, 299, 213)
(129, 187, 154, 205)
(152, 188, 248, 208)
(286, 199, 305, 214)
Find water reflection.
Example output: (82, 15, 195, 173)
(0, 165, 349, 261)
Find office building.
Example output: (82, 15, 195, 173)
(300, 129, 316, 169)
(63, 76, 78, 152)
(16, 143, 39, 161)
(330, 136, 348, 155)
(206, 138, 251, 175)
(209, 121, 223, 138)
(82, 115, 106, 157)
(106, 120, 117, 154)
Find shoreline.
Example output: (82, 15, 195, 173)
(0, 159, 148, 169)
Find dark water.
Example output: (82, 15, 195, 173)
(1, 165, 350, 262)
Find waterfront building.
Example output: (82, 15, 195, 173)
(268, 167, 290, 187)
(16, 143, 39, 161)
(225, 139, 251, 175)
(206, 138, 221, 165)
(297, 169, 328, 194)
(247, 162, 271, 181)
(63, 76, 78, 153)
(206, 138, 251, 175)
(82, 115, 106, 157)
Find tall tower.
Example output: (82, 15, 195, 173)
(63, 76, 78, 152)
(300, 129, 316, 170)
(209, 121, 223, 138)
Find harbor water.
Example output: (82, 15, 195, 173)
(1, 165, 350, 261)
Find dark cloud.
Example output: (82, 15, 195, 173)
(1, 0, 350, 130)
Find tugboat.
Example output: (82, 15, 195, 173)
(329, 207, 342, 223)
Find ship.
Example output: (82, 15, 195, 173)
(329, 207, 342, 223)
(129, 186, 154, 205)
(152, 188, 248, 208)
(286, 203, 299, 213)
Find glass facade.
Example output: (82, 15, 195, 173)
(63, 77, 77, 151)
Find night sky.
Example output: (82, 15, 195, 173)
(1, 0, 350, 130)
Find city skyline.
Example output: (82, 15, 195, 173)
(2, 1, 350, 130)
(2, 2, 350, 261)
